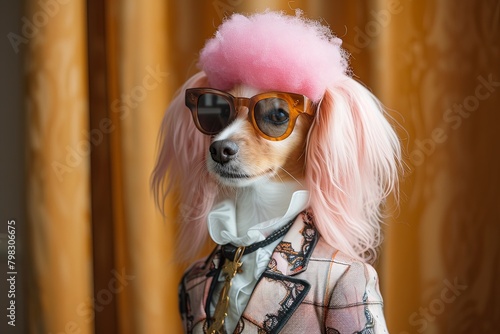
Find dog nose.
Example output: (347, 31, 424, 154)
(209, 140, 239, 164)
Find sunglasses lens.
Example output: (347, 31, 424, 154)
(254, 98, 290, 138)
(197, 93, 232, 134)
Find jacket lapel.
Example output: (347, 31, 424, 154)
(179, 247, 223, 333)
(240, 211, 318, 333)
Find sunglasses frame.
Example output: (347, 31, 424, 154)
(185, 88, 314, 141)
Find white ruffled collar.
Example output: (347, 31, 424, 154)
(208, 183, 309, 247)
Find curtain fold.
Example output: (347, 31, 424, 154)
(25, 0, 93, 333)
(380, 0, 500, 333)
(111, 1, 180, 332)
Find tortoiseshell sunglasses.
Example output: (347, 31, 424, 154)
(185, 88, 314, 141)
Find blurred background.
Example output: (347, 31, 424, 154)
(1, 0, 499, 333)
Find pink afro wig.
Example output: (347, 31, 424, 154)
(199, 11, 349, 102)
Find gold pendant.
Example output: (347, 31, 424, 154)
(208, 246, 245, 334)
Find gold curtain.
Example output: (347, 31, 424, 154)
(381, 1, 500, 333)
(25, 0, 93, 333)
(24, 0, 499, 333)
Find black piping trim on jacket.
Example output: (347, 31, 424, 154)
(256, 271, 311, 334)
(204, 249, 223, 329)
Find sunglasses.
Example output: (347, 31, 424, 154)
(185, 88, 314, 141)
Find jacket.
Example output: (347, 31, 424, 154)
(179, 211, 389, 333)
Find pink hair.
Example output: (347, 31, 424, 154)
(152, 72, 400, 263)
(305, 76, 401, 262)
(152, 12, 401, 263)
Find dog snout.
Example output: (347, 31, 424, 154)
(209, 140, 239, 164)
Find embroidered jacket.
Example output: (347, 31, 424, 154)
(179, 211, 389, 333)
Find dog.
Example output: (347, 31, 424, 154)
(152, 11, 400, 334)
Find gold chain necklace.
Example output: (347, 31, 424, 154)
(208, 246, 245, 334)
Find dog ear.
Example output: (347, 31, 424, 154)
(305, 76, 401, 263)
(151, 71, 216, 261)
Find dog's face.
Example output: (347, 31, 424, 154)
(206, 85, 314, 187)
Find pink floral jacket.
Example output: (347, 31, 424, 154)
(179, 212, 389, 333)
